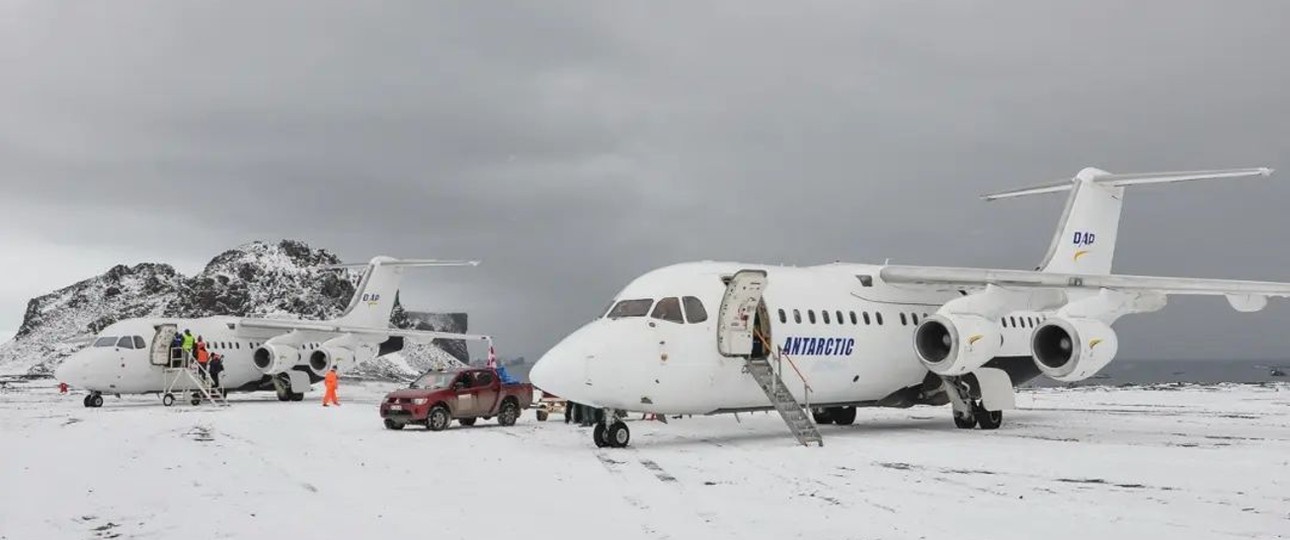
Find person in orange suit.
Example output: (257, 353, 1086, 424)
(195, 337, 209, 381)
(322, 366, 340, 407)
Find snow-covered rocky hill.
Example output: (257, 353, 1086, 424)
(0, 240, 467, 378)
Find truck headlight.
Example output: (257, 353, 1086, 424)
(412, 398, 429, 405)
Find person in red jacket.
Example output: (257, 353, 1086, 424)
(322, 367, 340, 407)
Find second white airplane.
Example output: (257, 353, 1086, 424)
(56, 257, 493, 407)
(531, 166, 1287, 448)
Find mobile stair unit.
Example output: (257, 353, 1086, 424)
(150, 324, 229, 407)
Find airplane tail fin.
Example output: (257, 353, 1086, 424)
(326, 257, 479, 328)
(982, 167, 1272, 275)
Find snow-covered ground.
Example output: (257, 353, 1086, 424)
(1, 381, 1287, 540)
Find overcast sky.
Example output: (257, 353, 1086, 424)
(2, 1, 1289, 361)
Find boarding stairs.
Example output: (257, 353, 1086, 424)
(749, 331, 822, 447)
(151, 325, 228, 407)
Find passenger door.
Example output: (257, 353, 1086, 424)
(473, 371, 500, 415)
(451, 372, 477, 417)
(717, 270, 768, 357)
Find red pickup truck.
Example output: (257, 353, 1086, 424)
(380, 367, 533, 431)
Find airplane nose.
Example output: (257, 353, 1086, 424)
(531, 330, 591, 402)
(54, 354, 87, 387)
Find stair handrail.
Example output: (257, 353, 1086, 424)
(753, 330, 814, 410)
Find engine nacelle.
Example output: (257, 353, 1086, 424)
(307, 345, 355, 378)
(253, 343, 301, 375)
(913, 314, 1003, 376)
(1031, 317, 1119, 382)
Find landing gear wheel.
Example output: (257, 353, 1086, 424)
(289, 392, 304, 402)
(82, 394, 92, 408)
(426, 406, 450, 431)
(811, 408, 834, 425)
(953, 412, 976, 429)
(536, 410, 549, 422)
(592, 423, 609, 448)
(88, 393, 104, 408)
(384, 419, 405, 430)
(606, 422, 631, 448)
(275, 382, 290, 402)
(832, 406, 857, 426)
(162, 393, 174, 406)
(458, 417, 477, 427)
(497, 401, 520, 427)
(975, 407, 1003, 430)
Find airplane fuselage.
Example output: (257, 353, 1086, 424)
(533, 261, 1048, 415)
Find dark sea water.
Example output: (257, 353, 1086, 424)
(1025, 358, 1290, 387)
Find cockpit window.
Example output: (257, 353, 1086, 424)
(650, 297, 684, 324)
(607, 299, 653, 318)
(133, 336, 146, 349)
(682, 297, 708, 323)
(116, 336, 135, 349)
(93, 337, 118, 348)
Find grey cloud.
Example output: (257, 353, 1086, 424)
(2, 1, 1289, 360)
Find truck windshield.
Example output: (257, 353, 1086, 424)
(411, 371, 460, 389)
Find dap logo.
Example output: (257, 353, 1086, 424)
(361, 293, 382, 305)
(1072, 231, 1096, 262)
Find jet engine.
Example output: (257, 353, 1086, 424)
(307, 345, 354, 378)
(1031, 317, 1119, 382)
(253, 343, 301, 375)
(913, 314, 1004, 376)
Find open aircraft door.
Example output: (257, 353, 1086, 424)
(150, 324, 178, 367)
(717, 269, 768, 357)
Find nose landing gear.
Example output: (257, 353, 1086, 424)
(82, 392, 104, 408)
(593, 409, 631, 448)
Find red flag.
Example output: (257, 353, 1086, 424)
(487, 345, 497, 368)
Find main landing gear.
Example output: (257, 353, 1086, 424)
(593, 409, 631, 448)
(82, 392, 104, 408)
(945, 375, 1005, 431)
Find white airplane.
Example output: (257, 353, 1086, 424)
(55, 257, 493, 408)
(530, 166, 1288, 448)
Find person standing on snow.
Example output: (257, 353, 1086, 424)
(322, 366, 340, 407)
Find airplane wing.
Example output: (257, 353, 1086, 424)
(879, 265, 1290, 309)
(236, 318, 494, 344)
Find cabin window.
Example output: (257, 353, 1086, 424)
(808, 310, 817, 324)
(857, 275, 874, 287)
(607, 299, 654, 318)
(116, 336, 135, 349)
(822, 310, 831, 324)
(863, 312, 871, 325)
(899, 313, 908, 326)
(849, 311, 858, 325)
(133, 336, 146, 349)
(778, 309, 787, 324)
(94, 336, 118, 348)
(793, 309, 802, 324)
(911, 313, 919, 325)
(1009, 316, 1017, 327)
(875, 312, 884, 325)
(650, 297, 684, 324)
(835, 311, 844, 325)
(682, 296, 708, 323)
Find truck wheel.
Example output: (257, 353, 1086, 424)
(498, 400, 520, 426)
(384, 419, 404, 431)
(458, 417, 477, 427)
(536, 410, 549, 422)
(426, 406, 450, 431)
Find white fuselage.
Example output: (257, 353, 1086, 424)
(54, 316, 376, 396)
(532, 262, 1048, 415)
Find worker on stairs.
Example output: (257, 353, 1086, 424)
(208, 353, 225, 397)
(322, 366, 340, 407)
(195, 338, 210, 379)
(180, 330, 195, 364)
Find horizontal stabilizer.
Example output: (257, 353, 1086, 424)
(982, 167, 1272, 201)
(320, 258, 480, 270)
